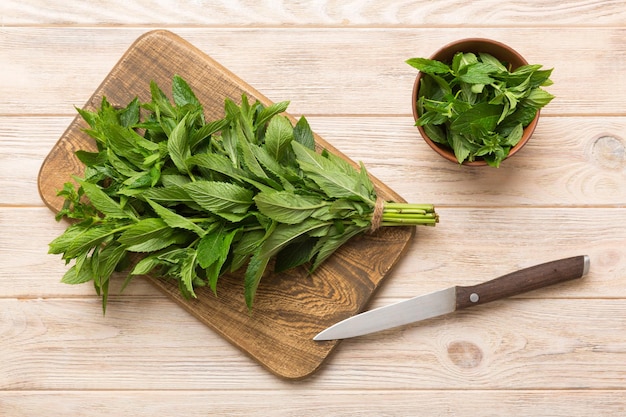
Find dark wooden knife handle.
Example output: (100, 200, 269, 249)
(455, 255, 589, 310)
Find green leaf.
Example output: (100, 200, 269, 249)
(455, 52, 479, 72)
(61, 262, 94, 285)
(197, 225, 236, 269)
(275, 238, 317, 272)
(79, 181, 135, 220)
(131, 255, 162, 275)
(523, 88, 555, 108)
(478, 52, 508, 72)
(101, 123, 147, 168)
(249, 144, 297, 190)
(119, 97, 140, 128)
(292, 141, 373, 204)
(256, 101, 290, 127)
(406, 57, 451, 75)
(450, 103, 501, 134)
(420, 73, 452, 98)
(259, 218, 329, 259)
(244, 250, 270, 309)
(230, 230, 265, 272)
(64, 223, 119, 260)
(458, 63, 496, 85)
(254, 191, 324, 224)
(498, 106, 537, 135)
(172, 75, 201, 107)
(119, 218, 187, 252)
(190, 118, 230, 149)
(75, 150, 106, 167)
(311, 224, 365, 271)
(149, 80, 176, 118)
(167, 115, 191, 174)
(451, 132, 471, 164)
(180, 249, 198, 298)
(49, 222, 89, 255)
(293, 116, 315, 150)
(146, 198, 205, 236)
(93, 242, 127, 284)
(503, 123, 524, 146)
(237, 124, 271, 180)
(76, 106, 98, 129)
(188, 152, 251, 183)
(422, 124, 448, 145)
(184, 181, 254, 215)
(264, 116, 294, 163)
(139, 185, 194, 205)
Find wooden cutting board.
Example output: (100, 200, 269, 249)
(38, 30, 415, 379)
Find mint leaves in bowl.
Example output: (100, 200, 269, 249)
(408, 38, 554, 167)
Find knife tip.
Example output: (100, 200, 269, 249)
(312, 333, 330, 341)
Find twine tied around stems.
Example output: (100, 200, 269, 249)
(369, 197, 385, 233)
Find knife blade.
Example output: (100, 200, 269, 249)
(314, 255, 590, 341)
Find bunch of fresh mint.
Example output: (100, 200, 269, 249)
(407, 52, 554, 166)
(49, 76, 438, 311)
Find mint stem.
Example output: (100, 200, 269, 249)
(376, 202, 439, 227)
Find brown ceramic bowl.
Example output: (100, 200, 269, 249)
(411, 38, 540, 166)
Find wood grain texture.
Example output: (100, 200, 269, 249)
(2, 297, 626, 389)
(36, 30, 414, 379)
(3, 0, 626, 414)
(2, 27, 626, 116)
(3, 0, 626, 26)
(2, 391, 625, 417)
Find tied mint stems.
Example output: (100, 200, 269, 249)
(379, 202, 439, 227)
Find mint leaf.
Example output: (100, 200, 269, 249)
(146, 198, 206, 236)
(172, 75, 201, 108)
(244, 250, 270, 309)
(79, 181, 136, 220)
(406, 57, 450, 74)
(118, 218, 184, 252)
(255, 191, 324, 225)
(292, 141, 373, 204)
(265, 116, 294, 163)
(167, 115, 191, 174)
(61, 262, 94, 285)
(458, 63, 496, 84)
(184, 181, 254, 214)
(255, 101, 290, 127)
(450, 103, 501, 134)
(293, 116, 315, 150)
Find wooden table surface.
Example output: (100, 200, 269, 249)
(2, 1, 626, 415)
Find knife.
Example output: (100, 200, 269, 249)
(314, 255, 590, 341)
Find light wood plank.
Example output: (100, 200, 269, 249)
(1, 297, 625, 389)
(1, 28, 625, 116)
(3, 115, 626, 207)
(1, 390, 625, 417)
(2, 207, 624, 298)
(0, 116, 71, 206)
(3, 0, 625, 26)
